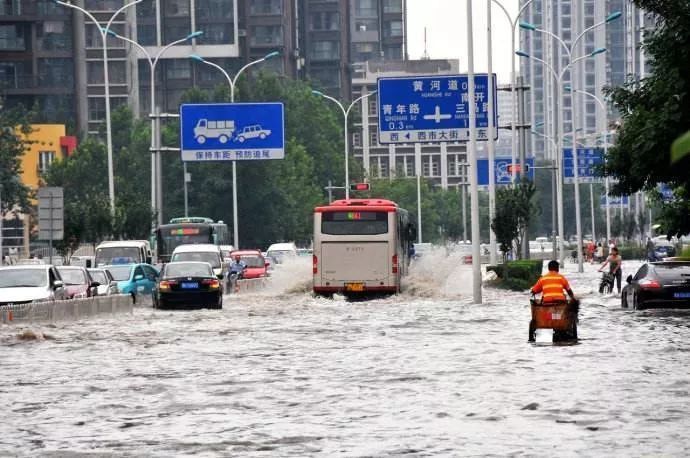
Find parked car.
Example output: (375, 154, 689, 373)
(230, 249, 269, 279)
(622, 261, 690, 310)
(57, 266, 99, 299)
(153, 262, 222, 310)
(171, 244, 225, 280)
(104, 263, 159, 303)
(0, 265, 67, 306)
(88, 268, 119, 296)
(653, 239, 677, 259)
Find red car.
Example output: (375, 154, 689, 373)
(57, 266, 99, 298)
(230, 250, 269, 279)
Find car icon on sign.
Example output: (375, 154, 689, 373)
(235, 125, 271, 143)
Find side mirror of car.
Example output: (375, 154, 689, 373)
(134, 274, 144, 281)
(265, 262, 270, 268)
(217, 274, 224, 280)
(53, 280, 64, 289)
(109, 280, 118, 288)
(90, 281, 101, 288)
(626, 275, 633, 284)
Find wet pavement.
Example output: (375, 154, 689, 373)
(2, 257, 690, 456)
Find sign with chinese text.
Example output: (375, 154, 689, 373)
(180, 103, 284, 161)
(563, 147, 604, 183)
(376, 74, 498, 144)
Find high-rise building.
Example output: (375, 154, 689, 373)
(0, 1, 81, 128)
(351, 59, 467, 190)
(519, 0, 650, 159)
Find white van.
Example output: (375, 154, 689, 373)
(171, 244, 225, 278)
(95, 240, 152, 267)
(266, 242, 297, 264)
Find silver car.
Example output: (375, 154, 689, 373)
(0, 265, 67, 306)
(88, 268, 119, 295)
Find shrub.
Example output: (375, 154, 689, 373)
(616, 246, 646, 261)
(487, 260, 543, 291)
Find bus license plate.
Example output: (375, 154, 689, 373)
(181, 282, 198, 289)
(673, 292, 690, 299)
(345, 282, 364, 292)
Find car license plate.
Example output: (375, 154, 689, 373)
(673, 292, 690, 299)
(345, 282, 364, 292)
(181, 282, 198, 289)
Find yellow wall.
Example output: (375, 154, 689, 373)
(19, 124, 67, 190)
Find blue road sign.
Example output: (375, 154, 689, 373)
(658, 183, 674, 203)
(376, 74, 498, 144)
(180, 103, 285, 161)
(600, 194, 629, 208)
(477, 157, 534, 187)
(563, 147, 604, 183)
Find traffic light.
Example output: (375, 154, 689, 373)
(506, 164, 529, 174)
(349, 182, 370, 191)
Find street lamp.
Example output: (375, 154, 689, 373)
(519, 12, 619, 272)
(104, 28, 202, 226)
(311, 89, 377, 200)
(55, 0, 143, 216)
(189, 51, 280, 249)
(564, 84, 613, 245)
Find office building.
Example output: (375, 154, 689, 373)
(351, 59, 467, 190)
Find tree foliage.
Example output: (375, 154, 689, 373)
(491, 178, 538, 260)
(0, 102, 33, 215)
(605, 0, 690, 236)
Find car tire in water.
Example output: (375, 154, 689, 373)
(621, 293, 628, 309)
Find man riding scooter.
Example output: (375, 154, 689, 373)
(228, 254, 247, 292)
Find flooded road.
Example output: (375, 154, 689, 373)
(2, 257, 690, 456)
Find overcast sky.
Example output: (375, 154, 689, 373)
(406, 1, 521, 84)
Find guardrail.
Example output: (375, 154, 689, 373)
(0, 294, 133, 325)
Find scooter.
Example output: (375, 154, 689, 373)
(599, 272, 615, 294)
(227, 270, 244, 294)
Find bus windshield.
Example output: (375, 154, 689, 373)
(157, 225, 213, 259)
(95, 247, 141, 266)
(321, 211, 388, 235)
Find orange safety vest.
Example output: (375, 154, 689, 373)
(531, 271, 571, 303)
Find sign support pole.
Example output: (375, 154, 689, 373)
(467, 0, 482, 304)
(417, 174, 422, 244)
(486, 0, 497, 265)
(49, 192, 53, 266)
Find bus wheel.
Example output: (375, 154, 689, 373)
(196, 135, 206, 144)
(219, 135, 228, 144)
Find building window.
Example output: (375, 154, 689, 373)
(166, 59, 191, 80)
(37, 21, 72, 51)
(38, 58, 73, 86)
(38, 151, 56, 174)
(0, 24, 26, 51)
(88, 97, 105, 121)
(250, 0, 281, 15)
(311, 41, 340, 60)
(380, 157, 389, 177)
(383, 45, 402, 60)
(310, 11, 340, 31)
(355, 0, 377, 17)
(165, 0, 189, 17)
(353, 42, 376, 62)
(87, 61, 126, 85)
(200, 23, 234, 45)
(368, 98, 377, 116)
(370, 131, 378, 146)
(196, 0, 234, 20)
(383, 0, 402, 13)
(86, 23, 124, 49)
(431, 157, 440, 177)
(406, 157, 414, 177)
(384, 20, 403, 38)
(310, 67, 340, 90)
(353, 132, 362, 147)
(422, 159, 430, 177)
(250, 25, 283, 46)
(354, 18, 378, 32)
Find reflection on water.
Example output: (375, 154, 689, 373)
(1, 259, 690, 455)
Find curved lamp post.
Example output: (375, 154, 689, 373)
(105, 29, 202, 226)
(518, 11, 619, 272)
(55, 0, 143, 216)
(189, 51, 279, 249)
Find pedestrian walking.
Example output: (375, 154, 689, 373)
(599, 246, 623, 294)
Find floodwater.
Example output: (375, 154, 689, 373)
(2, 254, 690, 456)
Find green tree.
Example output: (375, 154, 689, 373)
(605, 0, 690, 236)
(491, 178, 538, 260)
(0, 102, 33, 214)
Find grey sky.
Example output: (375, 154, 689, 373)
(407, 0, 521, 84)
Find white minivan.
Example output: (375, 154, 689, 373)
(266, 242, 297, 265)
(171, 244, 225, 279)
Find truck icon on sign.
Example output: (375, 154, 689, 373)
(194, 119, 235, 144)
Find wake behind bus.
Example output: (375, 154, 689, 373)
(313, 199, 416, 296)
(155, 217, 230, 263)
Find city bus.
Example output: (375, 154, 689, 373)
(155, 217, 230, 263)
(312, 199, 416, 296)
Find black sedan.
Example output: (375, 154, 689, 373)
(622, 261, 690, 310)
(153, 262, 223, 310)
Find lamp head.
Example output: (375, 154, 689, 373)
(519, 21, 537, 31)
(515, 50, 530, 58)
(564, 84, 572, 92)
(189, 54, 205, 63)
(186, 31, 203, 40)
(101, 27, 117, 37)
(591, 47, 607, 57)
(606, 11, 623, 22)
(312, 90, 324, 96)
(264, 51, 280, 59)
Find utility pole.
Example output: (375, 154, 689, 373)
(516, 75, 531, 259)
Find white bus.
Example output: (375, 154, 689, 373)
(313, 199, 416, 296)
(94, 240, 153, 267)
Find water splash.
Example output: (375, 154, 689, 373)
(261, 256, 313, 295)
(403, 246, 475, 298)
